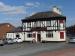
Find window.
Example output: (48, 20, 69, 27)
(27, 33, 32, 38)
(27, 22, 31, 27)
(41, 21, 45, 27)
(23, 23, 26, 29)
(16, 35, 20, 38)
(59, 20, 64, 23)
(32, 22, 34, 27)
(15, 34, 20, 39)
(34, 22, 37, 27)
(46, 31, 53, 38)
(36, 21, 41, 27)
(46, 21, 51, 26)
(53, 20, 57, 27)
(58, 20, 65, 30)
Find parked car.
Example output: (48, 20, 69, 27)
(14, 38, 23, 43)
(69, 37, 75, 43)
(5, 38, 14, 44)
(0, 39, 4, 46)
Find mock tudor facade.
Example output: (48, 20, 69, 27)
(6, 6, 66, 42)
(22, 6, 66, 42)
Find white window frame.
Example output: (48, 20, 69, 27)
(46, 31, 53, 38)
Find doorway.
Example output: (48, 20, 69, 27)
(37, 34, 41, 42)
(60, 32, 64, 39)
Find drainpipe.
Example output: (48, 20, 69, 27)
(24, 32, 25, 42)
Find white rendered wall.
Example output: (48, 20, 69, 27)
(41, 31, 66, 41)
(6, 32, 25, 42)
(24, 32, 35, 41)
(6, 33, 14, 39)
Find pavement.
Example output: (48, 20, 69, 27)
(0, 42, 66, 56)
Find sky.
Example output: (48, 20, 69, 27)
(0, 0, 75, 27)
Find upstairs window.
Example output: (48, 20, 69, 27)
(59, 20, 64, 23)
(36, 21, 41, 27)
(59, 20, 65, 30)
(23, 23, 26, 29)
(46, 21, 51, 26)
(34, 22, 37, 27)
(41, 21, 46, 27)
(27, 22, 31, 28)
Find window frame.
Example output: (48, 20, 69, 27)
(46, 31, 53, 38)
(27, 32, 32, 38)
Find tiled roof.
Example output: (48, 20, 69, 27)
(22, 11, 65, 21)
(9, 27, 23, 33)
(0, 23, 14, 27)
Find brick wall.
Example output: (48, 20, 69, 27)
(0, 23, 15, 39)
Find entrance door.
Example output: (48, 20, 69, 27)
(60, 32, 64, 39)
(37, 34, 41, 42)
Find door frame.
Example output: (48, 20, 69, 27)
(37, 32, 41, 42)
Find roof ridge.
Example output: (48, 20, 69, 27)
(22, 11, 65, 21)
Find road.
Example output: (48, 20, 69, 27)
(0, 42, 74, 56)
(37, 43, 75, 56)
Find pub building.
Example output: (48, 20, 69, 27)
(22, 6, 66, 42)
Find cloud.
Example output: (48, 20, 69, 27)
(0, 2, 26, 14)
(0, 2, 40, 15)
(25, 2, 40, 7)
